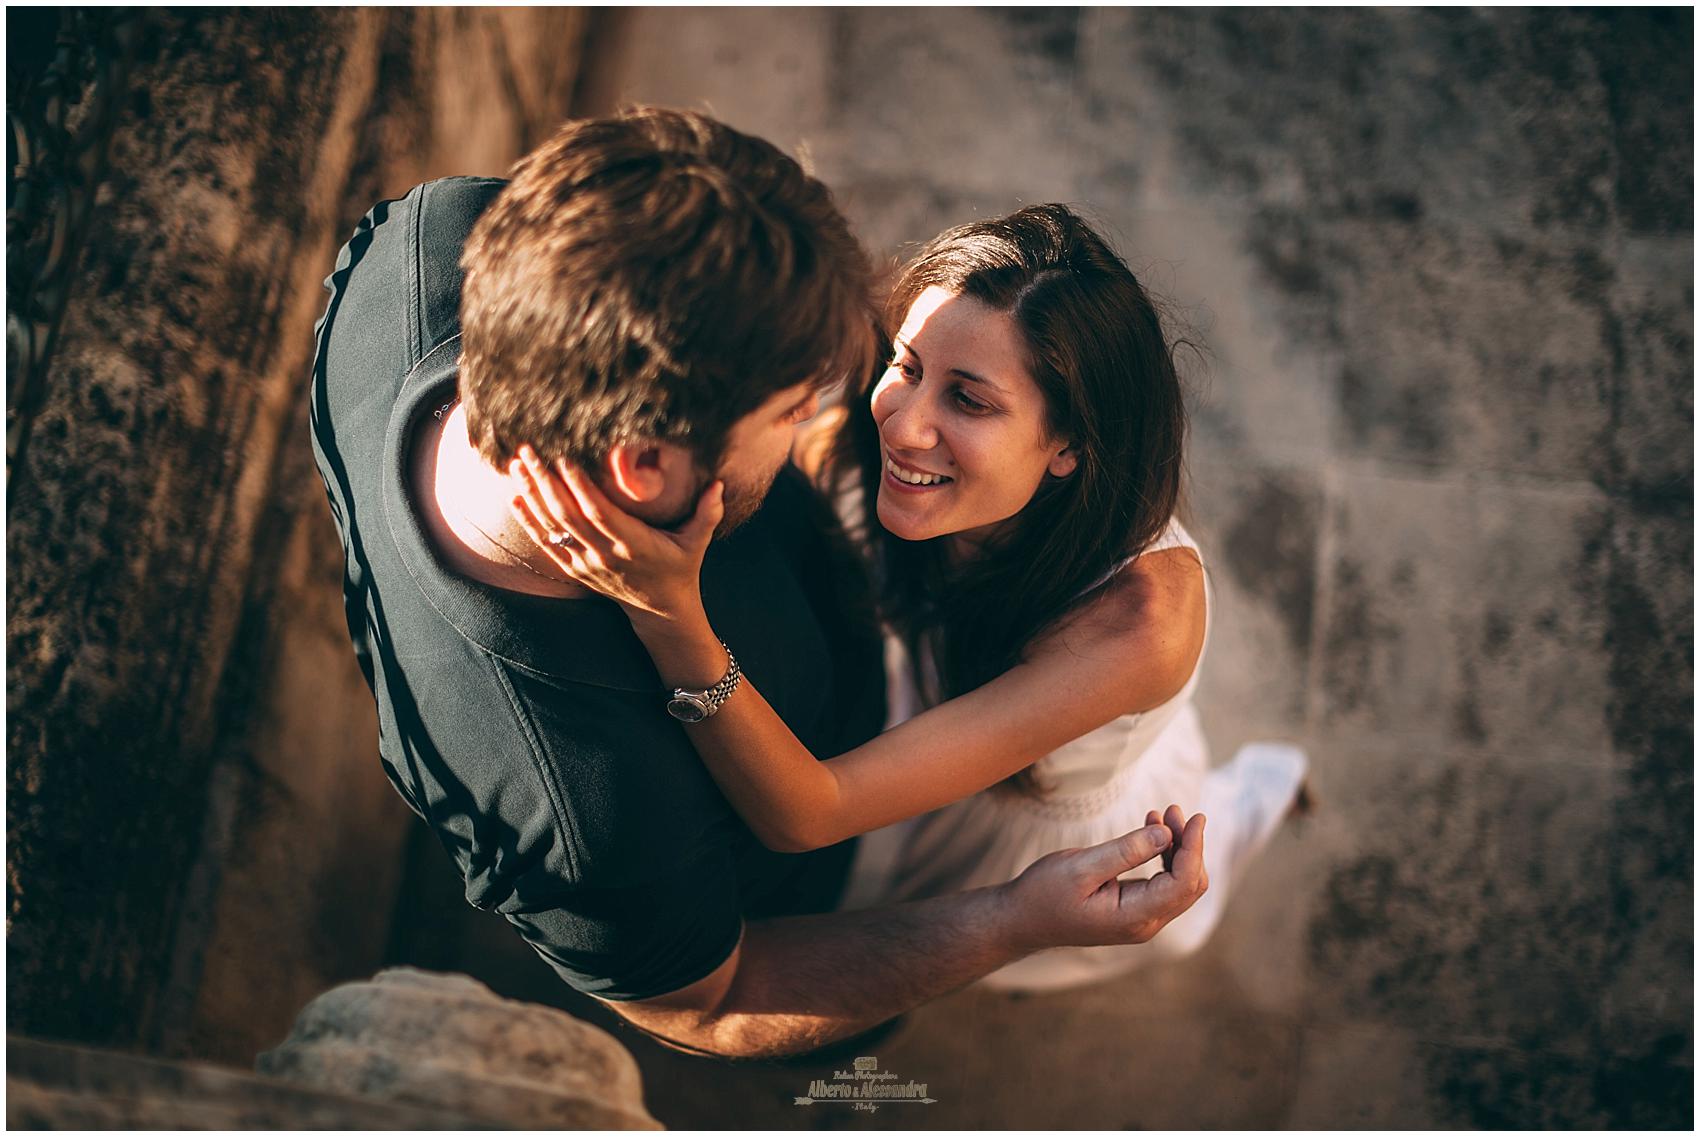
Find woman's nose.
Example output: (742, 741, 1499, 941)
(876, 382, 939, 450)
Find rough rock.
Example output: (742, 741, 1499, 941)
(255, 969, 660, 1130)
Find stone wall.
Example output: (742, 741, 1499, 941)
(7, 7, 588, 1062)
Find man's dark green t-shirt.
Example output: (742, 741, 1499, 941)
(308, 177, 884, 1001)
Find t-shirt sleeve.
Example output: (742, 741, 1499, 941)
(498, 843, 744, 1003)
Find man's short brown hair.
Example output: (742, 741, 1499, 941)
(458, 107, 876, 471)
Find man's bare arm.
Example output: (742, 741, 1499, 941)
(602, 811, 1205, 1060)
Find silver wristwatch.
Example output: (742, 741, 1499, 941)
(665, 642, 741, 723)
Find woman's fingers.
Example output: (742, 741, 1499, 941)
(511, 450, 602, 556)
(679, 479, 725, 547)
(514, 446, 580, 536)
(510, 492, 582, 576)
(556, 461, 631, 547)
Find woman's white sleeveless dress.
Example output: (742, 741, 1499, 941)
(835, 516, 1308, 992)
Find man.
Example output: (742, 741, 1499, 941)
(310, 107, 1205, 1061)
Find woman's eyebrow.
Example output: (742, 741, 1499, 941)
(952, 367, 1006, 396)
(895, 337, 1008, 396)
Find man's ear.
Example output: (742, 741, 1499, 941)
(604, 440, 695, 505)
(1048, 443, 1078, 478)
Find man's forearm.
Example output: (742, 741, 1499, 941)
(620, 885, 1026, 1060)
(605, 817, 1202, 1061)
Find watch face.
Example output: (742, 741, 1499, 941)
(668, 695, 708, 723)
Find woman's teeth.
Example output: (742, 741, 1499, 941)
(886, 456, 951, 486)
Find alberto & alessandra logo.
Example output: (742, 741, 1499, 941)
(793, 1055, 937, 1113)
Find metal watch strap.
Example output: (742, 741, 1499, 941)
(668, 641, 740, 721)
(698, 641, 741, 714)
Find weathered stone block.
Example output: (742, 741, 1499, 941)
(1607, 234, 1693, 505)
(1300, 728, 1689, 1126)
(1315, 472, 1615, 756)
(7, 1035, 488, 1130)
(256, 969, 660, 1129)
(1187, 460, 1326, 734)
(1286, 1023, 1447, 1129)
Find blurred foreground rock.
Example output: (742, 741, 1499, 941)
(7, 1036, 488, 1129)
(9, 970, 658, 1130)
(256, 969, 661, 1130)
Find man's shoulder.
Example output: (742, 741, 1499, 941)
(410, 177, 508, 269)
(417, 175, 509, 210)
(377, 175, 509, 254)
(310, 177, 508, 547)
(316, 176, 507, 369)
(411, 177, 507, 363)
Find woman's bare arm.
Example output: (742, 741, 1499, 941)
(508, 449, 1205, 853)
(633, 548, 1204, 851)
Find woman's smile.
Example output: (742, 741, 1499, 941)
(883, 449, 954, 491)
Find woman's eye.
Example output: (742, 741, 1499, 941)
(891, 357, 919, 381)
(953, 388, 989, 412)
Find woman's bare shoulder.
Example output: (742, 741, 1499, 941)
(1025, 545, 1207, 711)
(1090, 546, 1204, 641)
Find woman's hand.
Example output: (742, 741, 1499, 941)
(507, 445, 722, 626)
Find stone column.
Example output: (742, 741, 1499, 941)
(6, 7, 590, 1063)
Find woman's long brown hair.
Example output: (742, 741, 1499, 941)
(826, 205, 1191, 788)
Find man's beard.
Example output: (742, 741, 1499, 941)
(657, 457, 782, 539)
(713, 460, 781, 537)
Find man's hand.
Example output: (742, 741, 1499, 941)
(1000, 804, 1207, 955)
(605, 804, 1206, 1061)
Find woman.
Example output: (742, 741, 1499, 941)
(510, 205, 1308, 991)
